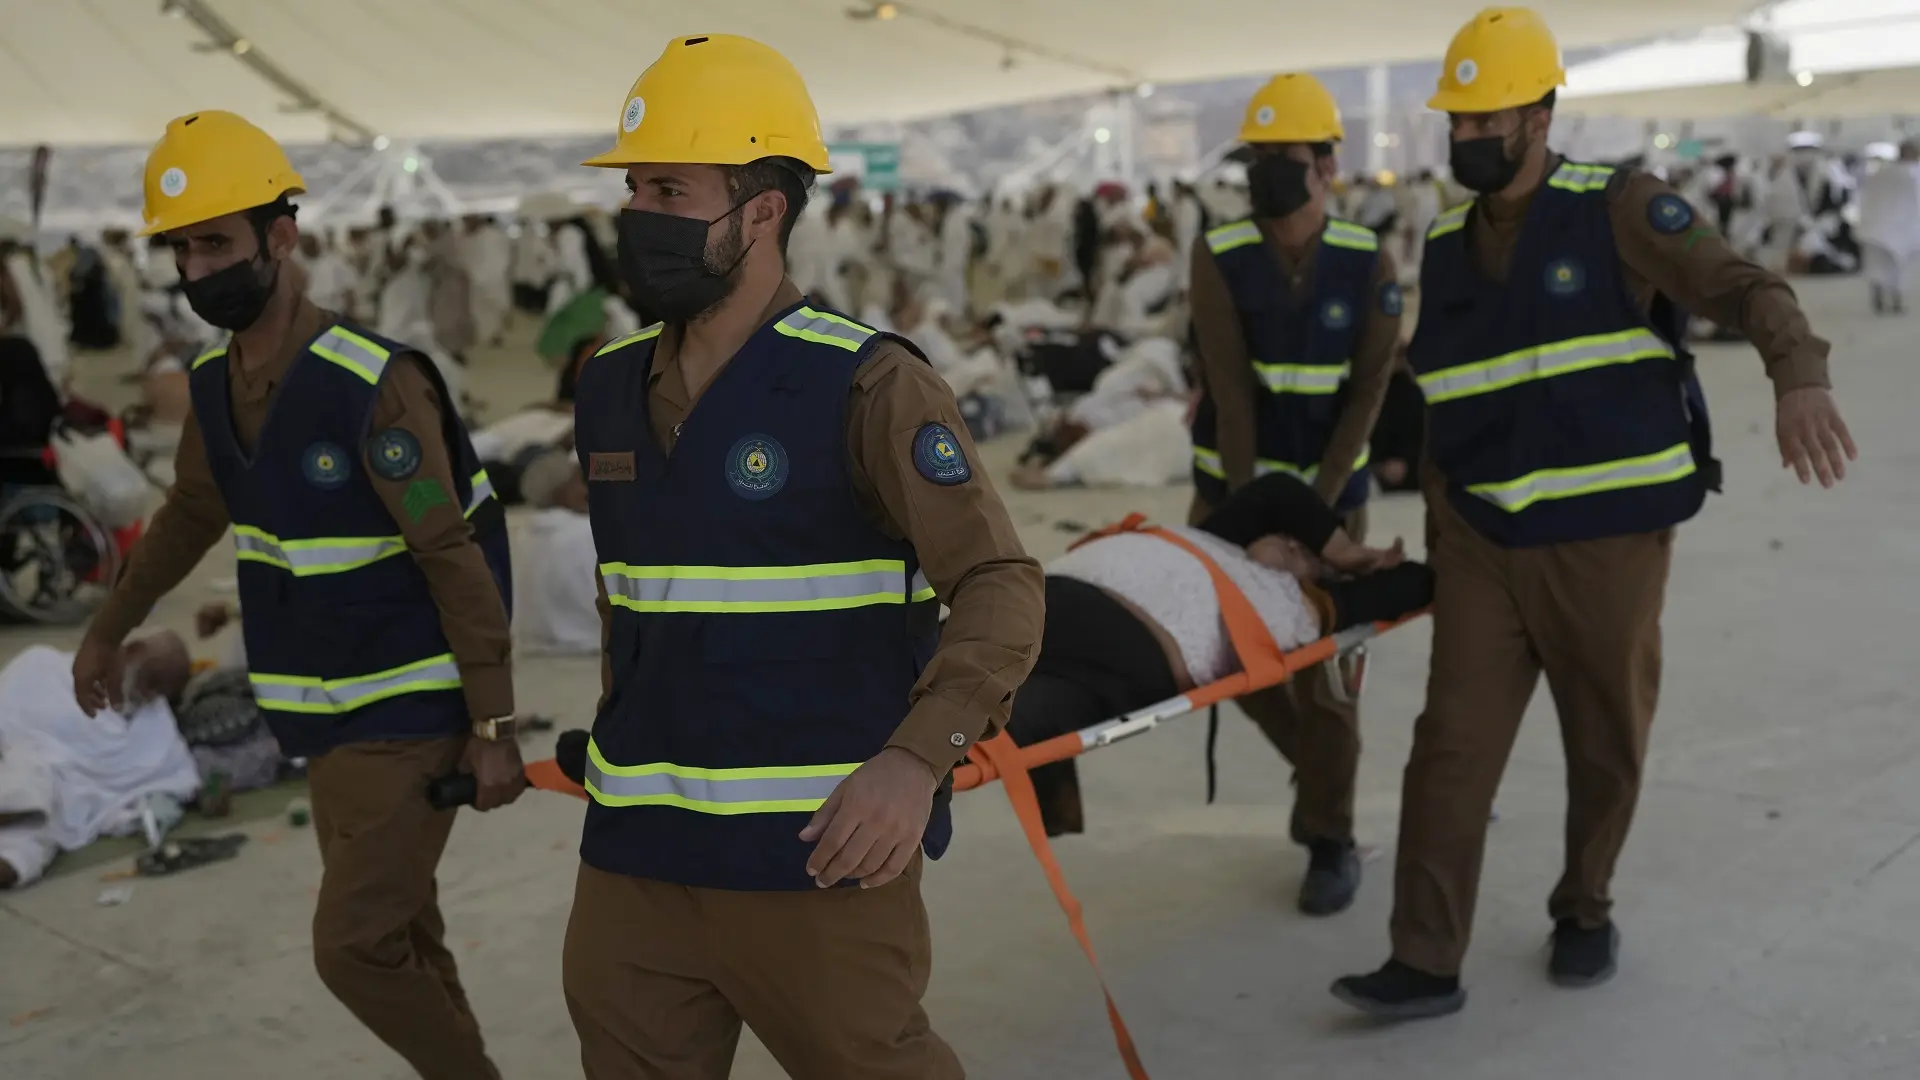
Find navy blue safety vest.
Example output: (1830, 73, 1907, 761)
(1409, 161, 1719, 548)
(188, 321, 510, 758)
(1190, 217, 1378, 511)
(573, 301, 946, 891)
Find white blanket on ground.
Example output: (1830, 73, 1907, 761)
(514, 509, 601, 655)
(1044, 399, 1193, 488)
(0, 646, 199, 886)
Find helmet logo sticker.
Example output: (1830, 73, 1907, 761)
(1255, 105, 1275, 128)
(160, 167, 188, 198)
(622, 97, 646, 133)
(1455, 58, 1479, 86)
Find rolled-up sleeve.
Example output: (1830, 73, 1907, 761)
(847, 345, 1045, 774)
(364, 355, 515, 723)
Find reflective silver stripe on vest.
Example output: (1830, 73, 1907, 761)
(1193, 446, 1226, 479)
(1428, 201, 1474, 240)
(601, 561, 925, 612)
(250, 654, 462, 715)
(1322, 220, 1379, 251)
(1191, 447, 1369, 482)
(1253, 361, 1349, 394)
(772, 307, 876, 353)
(1547, 162, 1616, 194)
(1415, 329, 1675, 404)
(909, 568, 934, 602)
(594, 323, 665, 358)
(232, 526, 406, 576)
(310, 326, 393, 384)
(584, 739, 858, 813)
(1467, 443, 1696, 513)
(1206, 221, 1262, 254)
(465, 470, 495, 517)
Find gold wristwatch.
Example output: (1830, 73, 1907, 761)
(472, 715, 518, 742)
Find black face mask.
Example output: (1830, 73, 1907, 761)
(181, 254, 278, 331)
(1450, 132, 1526, 194)
(1248, 154, 1315, 219)
(616, 202, 753, 324)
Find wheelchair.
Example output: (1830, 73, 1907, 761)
(0, 442, 135, 625)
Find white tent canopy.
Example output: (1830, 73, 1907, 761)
(1562, 0, 1920, 117)
(6, 0, 1754, 147)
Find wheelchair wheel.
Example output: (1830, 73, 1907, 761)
(0, 486, 121, 625)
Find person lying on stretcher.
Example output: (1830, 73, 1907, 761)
(1007, 472, 1434, 840)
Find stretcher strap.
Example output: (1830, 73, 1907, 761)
(971, 731, 1152, 1080)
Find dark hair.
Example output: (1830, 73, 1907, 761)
(1532, 89, 1557, 113)
(1309, 141, 1336, 159)
(722, 157, 816, 254)
(244, 193, 299, 252)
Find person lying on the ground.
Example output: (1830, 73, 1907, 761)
(511, 450, 600, 655)
(1005, 471, 1433, 838)
(0, 632, 199, 888)
(1012, 337, 1190, 489)
(186, 602, 287, 793)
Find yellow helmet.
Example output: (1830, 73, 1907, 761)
(1428, 7, 1566, 113)
(1238, 73, 1344, 144)
(582, 34, 832, 173)
(139, 111, 305, 237)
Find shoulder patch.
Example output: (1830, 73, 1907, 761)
(912, 423, 971, 486)
(367, 428, 423, 481)
(1647, 193, 1695, 235)
(1378, 282, 1404, 318)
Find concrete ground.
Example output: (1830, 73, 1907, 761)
(5, 274, 1919, 1080)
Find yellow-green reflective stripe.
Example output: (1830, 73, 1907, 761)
(250, 653, 461, 715)
(1206, 221, 1262, 254)
(232, 525, 407, 576)
(773, 306, 876, 353)
(465, 469, 495, 517)
(1193, 447, 1369, 482)
(594, 323, 665, 358)
(1416, 329, 1675, 404)
(1323, 221, 1379, 252)
(1428, 201, 1474, 240)
(310, 326, 391, 384)
(1467, 443, 1695, 513)
(584, 738, 857, 814)
(191, 343, 228, 370)
(1253, 361, 1349, 394)
(600, 559, 927, 613)
(909, 569, 934, 603)
(1547, 163, 1616, 194)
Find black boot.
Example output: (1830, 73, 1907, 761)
(1549, 918, 1620, 988)
(1297, 839, 1360, 916)
(1330, 960, 1466, 1019)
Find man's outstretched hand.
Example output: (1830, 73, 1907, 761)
(799, 747, 937, 890)
(72, 635, 126, 718)
(1777, 387, 1857, 488)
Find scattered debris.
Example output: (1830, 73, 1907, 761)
(1769, 539, 1785, 552)
(135, 833, 248, 877)
(286, 797, 312, 828)
(96, 884, 135, 907)
(521, 715, 557, 734)
(9, 1007, 51, 1027)
(1767, 809, 1782, 820)
(200, 769, 233, 818)
(1054, 520, 1089, 533)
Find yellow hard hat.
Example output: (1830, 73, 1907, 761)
(139, 111, 305, 237)
(582, 34, 832, 173)
(1428, 7, 1566, 113)
(1238, 73, 1344, 144)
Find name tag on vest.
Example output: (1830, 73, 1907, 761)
(589, 452, 636, 482)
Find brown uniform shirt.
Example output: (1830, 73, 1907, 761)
(1190, 216, 1403, 503)
(87, 297, 515, 721)
(593, 280, 1045, 775)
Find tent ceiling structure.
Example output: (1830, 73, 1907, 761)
(6, 0, 1754, 147)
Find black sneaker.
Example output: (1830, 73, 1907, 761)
(1549, 919, 1620, 988)
(1330, 960, 1466, 1020)
(1297, 840, 1361, 916)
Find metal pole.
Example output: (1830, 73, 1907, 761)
(1366, 63, 1391, 175)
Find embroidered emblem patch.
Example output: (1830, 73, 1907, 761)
(1544, 257, 1587, 298)
(302, 441, 350, 489)
(913, 423, 971, 486)
(1379, 282, 1404, 318)
(1321, 299, 1354, 330)
(367, 428, 423, 481)
(588, 452, 636, 482)
(1647, 193, 1695, 235)
(726, 434, 789, 501)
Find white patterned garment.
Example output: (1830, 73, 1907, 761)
(1046, 526, 1323, 685)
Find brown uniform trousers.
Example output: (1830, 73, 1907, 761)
(562, 854, 962, 1080)
(1190, 495, 1366, 845)
(308, 737, 501, 1080)
(1391, 492, 1671, 976)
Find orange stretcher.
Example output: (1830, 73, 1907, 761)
(522, 512, 1427, 1079)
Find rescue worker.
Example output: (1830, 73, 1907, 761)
(561, 35, 1044, 1079)
(1332, 7, 1857, 1019)
(69, 112, 524, 1079)
(1187, 72, 1401, 916)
